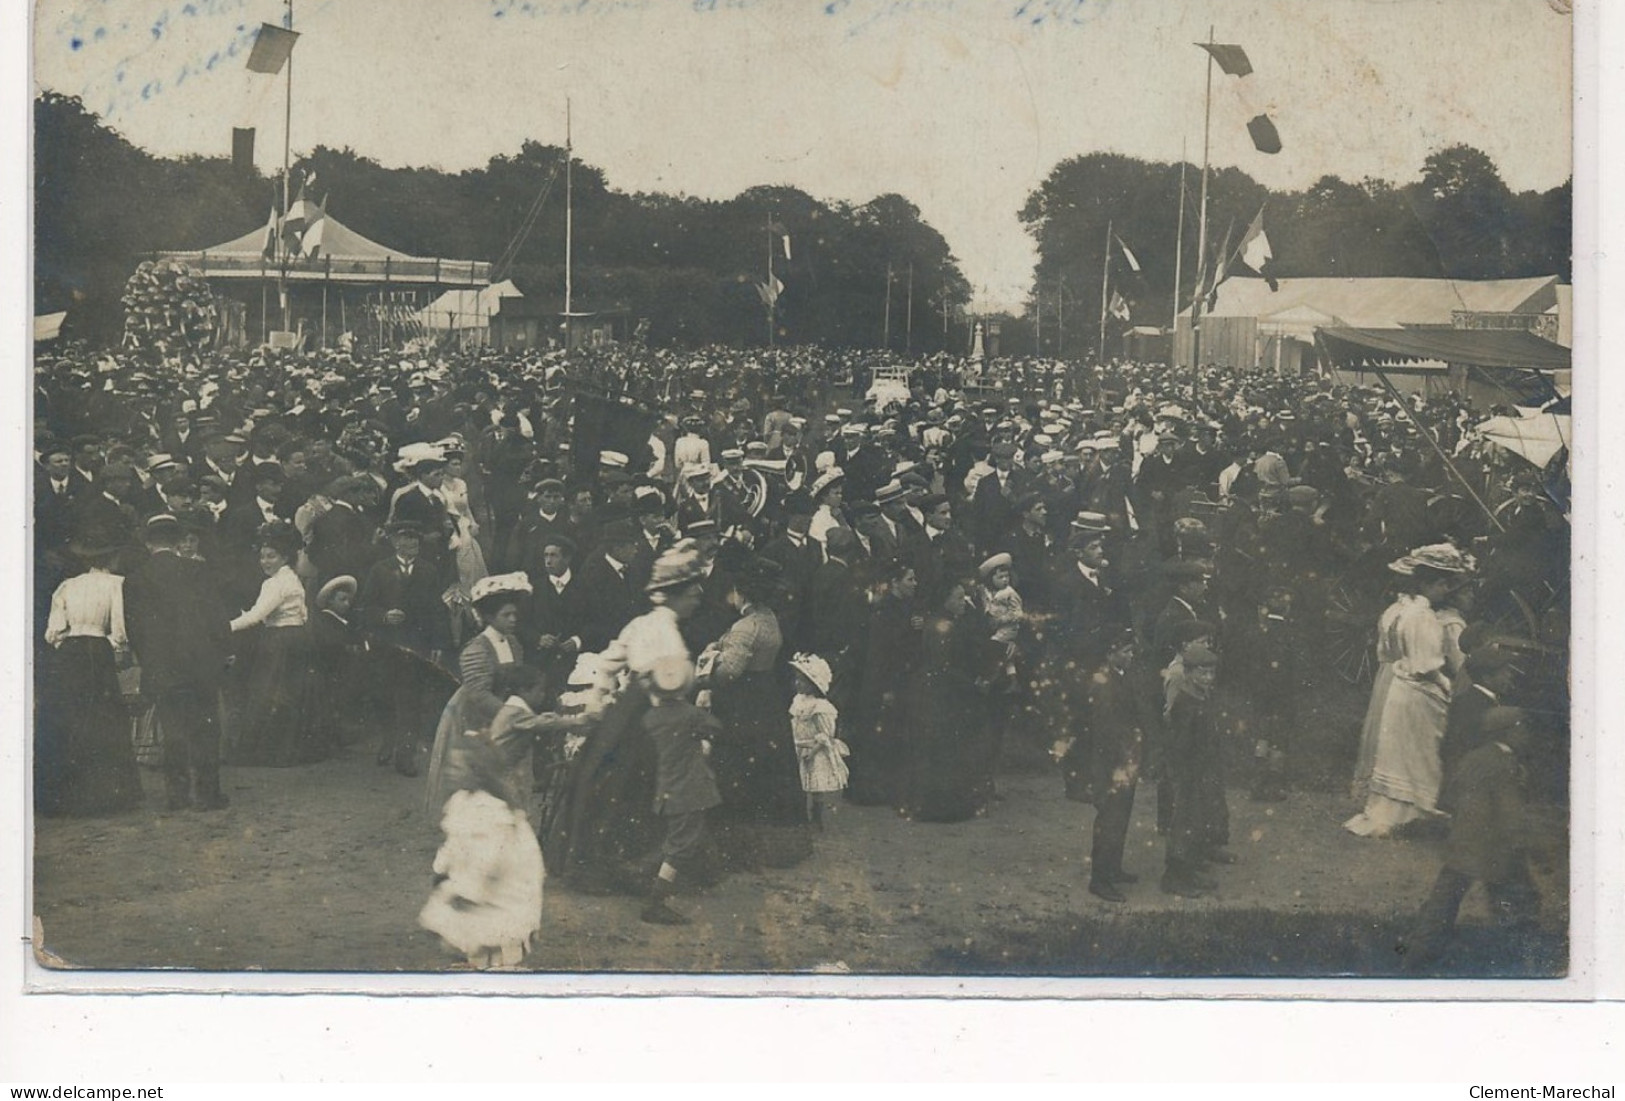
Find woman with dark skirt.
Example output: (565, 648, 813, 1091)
(845, 557, 921, 807)
(38, 536, 143, 816)
(227, 521, 321, 766)
(901, 565, 1000, 823)
(701, 555, 810, 870)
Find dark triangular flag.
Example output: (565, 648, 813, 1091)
(1197, 42, 1253, 76)
(231, 127, 255, 173)
(1247, 115, 1282, 154)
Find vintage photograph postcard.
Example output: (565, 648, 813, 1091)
(23, 0, 1590, 992)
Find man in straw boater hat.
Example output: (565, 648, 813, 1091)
(122, 514, 235, 811)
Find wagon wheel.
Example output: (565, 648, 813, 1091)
(1322, 574, 1379, 686)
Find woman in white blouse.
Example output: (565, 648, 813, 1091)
(38, 538, 143, 816)
(227, 522, 319, 766)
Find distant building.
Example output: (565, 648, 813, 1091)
(1174, 275, 1566, 377)
(158, 208, 489, 351)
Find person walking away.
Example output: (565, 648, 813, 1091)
(37, 535, 143, 816)
(122, 514, 234, 810)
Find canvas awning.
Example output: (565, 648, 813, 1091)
(34, 312, 67, 342)
(1316, 327, 1571, 372)
(1475, 408, 1571, 469)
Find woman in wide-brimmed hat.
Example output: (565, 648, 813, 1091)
(423, 572, 535, 813)
(1345, 543, 1478, 838)
(38, 533, 144, 817)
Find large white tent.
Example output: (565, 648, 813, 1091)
(419, 279, 521, 332)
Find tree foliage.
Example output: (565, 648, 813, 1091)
(35, 93, 972, 350)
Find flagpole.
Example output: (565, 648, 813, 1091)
(564, 98, 573, 350)
(1057, 276, 1064, 357)
(883, 262, 893, 350)
(906, 262, 914, 355)
(1098, 218, 1112, 359)
(1191, 25, 1215, 379)
(766, 218, 775, 348)
(1172, 143, 1187, 364)
(279, 0, 294, 335)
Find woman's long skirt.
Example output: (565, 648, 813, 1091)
(36, 636, 142, 816)
(228, 626, 322, 767)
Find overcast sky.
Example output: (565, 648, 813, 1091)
(35, 0, 1572, 311)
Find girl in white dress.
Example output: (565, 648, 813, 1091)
(788, 653, 848, 828)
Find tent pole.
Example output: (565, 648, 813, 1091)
(1373, 365, 1505, 533)
(1172, 147, 1187, 367)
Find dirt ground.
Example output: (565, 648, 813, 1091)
(30, 732, 1569, 977)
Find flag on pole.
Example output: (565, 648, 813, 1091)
(1247, 115, 1282, 155)
(245, 23, 299, 74)
(1238, 207, 1273, 272)
(1116, 236, 1141, 273)
(1196, 41, 1282, 155)
(301, 196, 328, 258)
(756, 275, 785, 306)
(232, 127, 255, 173)
(1236, 206, 1278, 290)
(1197, 42, 1253, 76)
(1109, 290, 1131, 322)
(260, 206, 279, 260)
(782, 235, 792, 261)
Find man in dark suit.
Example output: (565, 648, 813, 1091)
(122, 515, 234, 810)
(1150, 561, 1215, 671)
(1079, 628, 1154, 902)
(969, 441, 1030, 555)
(575, 519, 645, 651)
(357, 521, 455, 774)
(911, 492, 976, 609)
(758, 492, 822, 644)
(307, 476, 382, 585)
(529, 534, 593, 683)
(800, 526, 868, 708)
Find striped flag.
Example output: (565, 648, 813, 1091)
(1109, 290, 1131, 322)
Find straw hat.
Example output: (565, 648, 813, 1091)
(787, 652, 834, 696)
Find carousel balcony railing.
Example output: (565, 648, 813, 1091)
(153, 251, 492, 286)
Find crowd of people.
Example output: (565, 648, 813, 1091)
(32, 336, 1570, 966)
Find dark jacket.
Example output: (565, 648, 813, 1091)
(122, 549, 233, 694)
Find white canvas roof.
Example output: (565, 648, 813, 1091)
(1187, 275, 1559, 328)
(419, 279, 522, 330)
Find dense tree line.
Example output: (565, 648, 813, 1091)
(1019, 149, 1572, 357)
(34, 93, 972, 350)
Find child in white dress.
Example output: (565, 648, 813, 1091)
(788, 653, 848, 828)
(419, 665, 579, 969)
